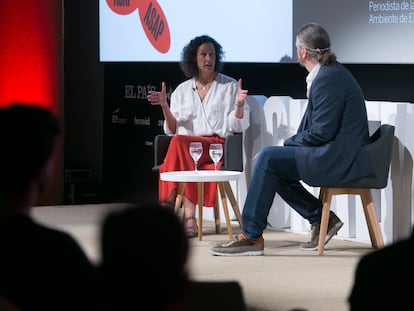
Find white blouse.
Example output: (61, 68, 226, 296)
(164, 73, 250, 138)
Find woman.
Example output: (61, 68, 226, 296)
(148, 35, 250, 238)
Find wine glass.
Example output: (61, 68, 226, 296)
(209, 143, 223, 171)
(189, 142, 203, 172)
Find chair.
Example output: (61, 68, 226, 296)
(152, 133, 244, 237)
(317, 124, 395, 255)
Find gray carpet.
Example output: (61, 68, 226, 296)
(32, 203, 373, 311)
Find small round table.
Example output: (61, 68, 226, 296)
(160, 170, 243, 240)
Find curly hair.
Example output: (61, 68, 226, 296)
(179, 35, 225, 78)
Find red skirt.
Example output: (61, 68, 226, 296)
(159, 134, 225, 207)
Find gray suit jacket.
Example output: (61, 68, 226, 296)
(284, 62, 374, 186)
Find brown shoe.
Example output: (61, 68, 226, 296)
(184, 217, 198, 238)
(300, 211, 344, 251)
(209, 233, 264, 256)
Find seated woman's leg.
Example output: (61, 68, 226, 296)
(158, 135, 226, 238)
(182, 197, 198, 238)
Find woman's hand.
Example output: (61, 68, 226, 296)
(237, 78, 248, 105)
(147, 82, 167, 107)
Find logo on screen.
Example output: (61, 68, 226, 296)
(106, 0, 170, 53)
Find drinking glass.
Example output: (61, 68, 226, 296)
(209, 143, 223, 171)
(189, 142, 203, 172)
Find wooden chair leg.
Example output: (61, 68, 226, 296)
(218, 182, 233, 240)
(319, 187, 327, 202)
(360, 190, 384, 249)
(223, 181, 243, 229)
(197, 182, 204, 241)
(214, 190, 221, 234)
(318, 189, 333, 255)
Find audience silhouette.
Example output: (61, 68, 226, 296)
(98, 204, 190, 310)
(0, 295, 20, 311)
(0, 103, 99, 311)
(98, 203, 249, 310)
(348, 227, 414, 310)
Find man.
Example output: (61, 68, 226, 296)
(210, 23, 374, 256)
(0, 104, 99, 310)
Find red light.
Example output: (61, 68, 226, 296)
(0, 1, 61, 111)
